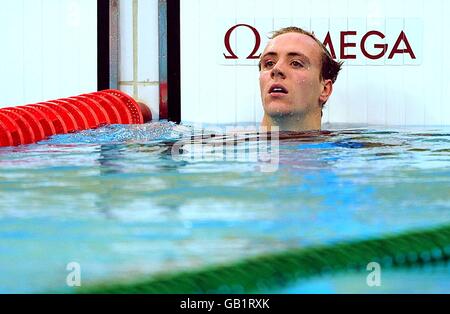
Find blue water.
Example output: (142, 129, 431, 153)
(0, 122, 449, 293)
(276, 262, 450, 293)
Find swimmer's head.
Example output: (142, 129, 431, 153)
(259, 26, 343, 131)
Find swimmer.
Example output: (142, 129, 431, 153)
(259, 27, 343, 132)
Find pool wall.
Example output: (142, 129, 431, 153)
(180, 0, 450, 126)
(0, 0, 161, 122)
(1, 1, 450, 127)
(0, 0, 97, 108)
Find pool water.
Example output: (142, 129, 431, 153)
(276, 262, 450, 294)
(0, 122, 449, 293)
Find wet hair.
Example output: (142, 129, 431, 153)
(259, 26, 344, 84)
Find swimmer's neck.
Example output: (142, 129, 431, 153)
(262, 111, 322, 132)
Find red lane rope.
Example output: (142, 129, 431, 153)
(18, 105, 57, 137)
(62, 98, 99, 129)
(0, 110, 35, 144)
(0, 90, 151, 147)
(3, 107, 45, 142)
(95, 92, 133, 124)
(0, 112, 25, 146)
(52, 99, 90, 130)
(41, 101, 79, 133)
(71, 95, 110, 126)
(101, 89, 144, 124)
(85, 93, 121, 124)
(28, 104, 68, 135)
(0, 119, 13, 147)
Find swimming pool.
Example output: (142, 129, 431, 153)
(0, 122, 449, 293)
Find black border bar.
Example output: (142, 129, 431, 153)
(97, 0, 181, 122)
(97, 0, 110, 91)
(166, 0, 181, 123)
(2, 294, 447, 312)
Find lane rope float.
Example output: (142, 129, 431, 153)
(0, 90, 152, 147)
(76, 224, 450, 294)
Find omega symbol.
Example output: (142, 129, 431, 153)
(223, 24, 262, 60)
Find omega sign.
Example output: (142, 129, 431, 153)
(223, 23, 418, 62)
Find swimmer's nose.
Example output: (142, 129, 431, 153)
(271, 66, 286, 79)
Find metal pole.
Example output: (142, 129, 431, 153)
(109, 0, 119, 90)
(158, 0, 168, 120)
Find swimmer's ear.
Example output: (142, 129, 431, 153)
(319, 79, 333, 106)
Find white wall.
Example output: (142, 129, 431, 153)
(118, 0, 160, 120)
(0, 0, 97, 108)
(3, 0, 449, 126)
(181, 0, 450, 126)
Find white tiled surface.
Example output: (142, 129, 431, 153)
(2, 0, 448, 126)
(181, 0, 201, 121)
(119, 0, 134, 82)
(198, 0, 219, 123)
(440, 0, 450, 125)
(23, 0, 43, 104)
(119, 85, 134, 99)
(2, 1, 25, 106)
(0, 0, 159, 121)
(0, 0, 97, 108)
(118, 0, 159, 119)
(181, 0, 450, 126)
(137, 0, 159, 83)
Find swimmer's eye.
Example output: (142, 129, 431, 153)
(262, 60, 275, 69)
(291, 60, 304, 68)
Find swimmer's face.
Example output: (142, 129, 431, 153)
(259, 32, 329, 118)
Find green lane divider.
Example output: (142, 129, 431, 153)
(78, 224, 450, 294)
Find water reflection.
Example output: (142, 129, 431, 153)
(0, 123, 449, 293)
